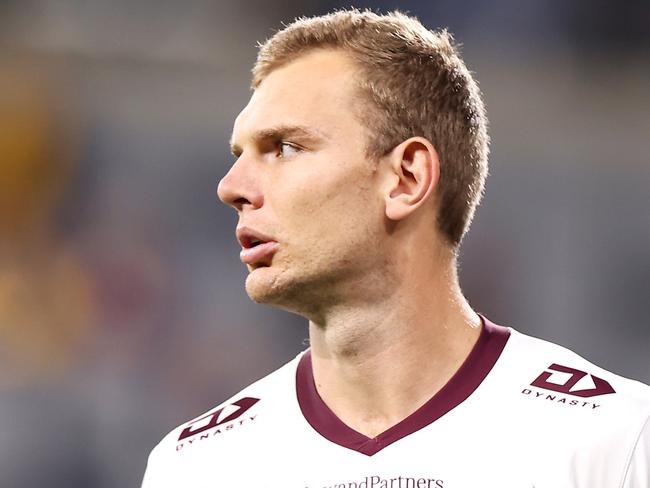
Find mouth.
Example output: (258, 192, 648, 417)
(236, 227, 279, 266)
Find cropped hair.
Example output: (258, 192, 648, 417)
(253, 9, 489, 246)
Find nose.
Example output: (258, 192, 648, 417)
(217, 157, 263, 211)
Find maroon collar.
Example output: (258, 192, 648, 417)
(295, 316, 510, 456)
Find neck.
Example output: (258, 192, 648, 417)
(307, 253, 481, 438)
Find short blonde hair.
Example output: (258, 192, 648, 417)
(253, 9, 489, 246)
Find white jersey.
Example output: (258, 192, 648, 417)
(142, 318, 650, 487)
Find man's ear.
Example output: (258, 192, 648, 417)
(384, 137, 440, 221)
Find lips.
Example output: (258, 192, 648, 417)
(236, 226, 279, 266)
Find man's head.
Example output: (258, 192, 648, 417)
(218, 10, 489, 317)
(253, 9, 489, 246)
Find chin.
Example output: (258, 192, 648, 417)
(244, 265, 319, 314)
(244, 266, 291, 305)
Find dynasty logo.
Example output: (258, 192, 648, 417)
(176, 397, 259, 450)
(522, 364, 615, 410)
(531, 364, 615, 397)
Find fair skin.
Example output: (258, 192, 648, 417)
(218, 49, 481, 438)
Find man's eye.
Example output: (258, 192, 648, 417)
(278, 142, 301, 158)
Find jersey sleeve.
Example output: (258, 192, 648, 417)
(140, 449, 157, 488)
(140, 439, 170, 488)
(622, 414, 650, 488)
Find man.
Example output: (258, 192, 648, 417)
(142, 9, 650, 487)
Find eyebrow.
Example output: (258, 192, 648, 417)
(229, 125, 329, 157)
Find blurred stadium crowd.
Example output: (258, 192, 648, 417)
(0, 1, 648, 487)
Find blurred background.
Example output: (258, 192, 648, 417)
(0, 0, 648, 486)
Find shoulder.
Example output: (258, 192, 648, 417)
(504, 326, 650, 408)
(141, 352, 304, 485)
(478, 318, 650, 431)
(492, 323, 650, 486)
(495, 323, 650, 451)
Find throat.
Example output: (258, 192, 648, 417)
(306, 309, 483, 440)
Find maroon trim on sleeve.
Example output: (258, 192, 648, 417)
(295, 316, 510, 456)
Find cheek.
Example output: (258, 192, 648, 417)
(273, 164, 381, 245)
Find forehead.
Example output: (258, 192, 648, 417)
(232, 50, 361, 142)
